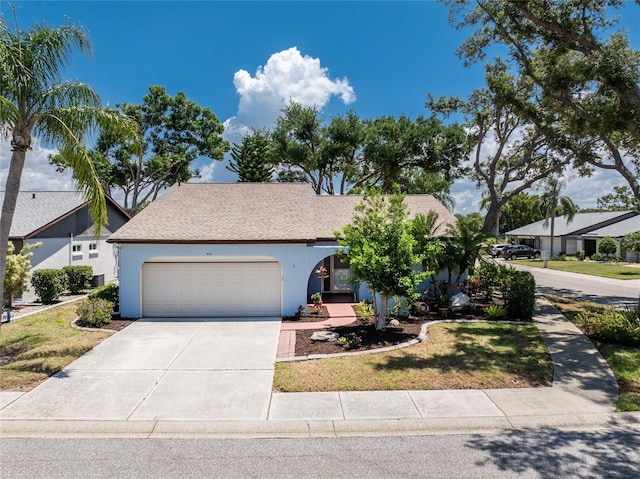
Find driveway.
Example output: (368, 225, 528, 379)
(0, 317, 282, 421)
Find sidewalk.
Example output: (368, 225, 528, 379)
(2, 299, 639, 438)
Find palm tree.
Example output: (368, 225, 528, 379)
(0, 14, 136, 304)
(539, 177, 578, 257)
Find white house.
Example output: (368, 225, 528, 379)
(3, 191, 130, 303)
(108, 183, 456, 319)
(505, 210, 639, 259)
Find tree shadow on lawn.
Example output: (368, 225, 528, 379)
(464, 427, 640, 478)
(373, 323, 552, 385)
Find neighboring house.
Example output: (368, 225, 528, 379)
(108, 183, 456, 319)
(2, 191, 130, 303)
(505, 210, 640, 260)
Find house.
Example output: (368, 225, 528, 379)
(107, 183, 456, 319)
(2, 191, 130, 303)
(505, 210, 640, 260)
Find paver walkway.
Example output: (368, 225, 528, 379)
(277, 303, 358, 359)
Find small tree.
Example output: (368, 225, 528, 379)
(598, 236, 618, 260)
(622, 232, 640, 263)
(337, 191, 433, 330)
(4, 242, 39, 307)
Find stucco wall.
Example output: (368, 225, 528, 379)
(21, 237, 119, 303)
(117, 243, 345, 318)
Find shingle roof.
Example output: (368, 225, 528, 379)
(0, 191, 86, 238)
(108, 183, 457, 243)
(506, 211, 636, 237)
(583, 214, 640, 237)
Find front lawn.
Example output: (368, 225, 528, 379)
(517, 260, 640, 280)
(0, 302, 112, 391)
(274, 322, 552, 392)
(545, 294, 640, 411)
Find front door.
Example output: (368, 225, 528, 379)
(330, 255, 353, 292)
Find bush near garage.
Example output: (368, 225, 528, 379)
(88, 283, 119, 310)
(31, 269, 68, 303)
(62, 265, 93, 294)
(76, 298, 114, 327)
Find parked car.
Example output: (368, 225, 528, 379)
(490, 244, 510, 257)
(502, 245, 541, 260)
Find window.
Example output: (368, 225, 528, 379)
(72, 244, 82, 253)
(89, 243, 98, 251)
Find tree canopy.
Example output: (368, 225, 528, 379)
(442, 0, 640, 201)
(52, 85, 229, 213)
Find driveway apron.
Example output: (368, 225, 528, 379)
(0, 317, 282, 421)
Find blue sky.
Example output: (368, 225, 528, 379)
(2, 1, 639, 213)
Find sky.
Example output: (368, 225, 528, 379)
(1, 0, 639, 214)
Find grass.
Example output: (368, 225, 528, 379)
(545, 294, 640, 412)
(274, 322, 553, 392)
(0, 301, 112, 391)
(517, 260, 640, 280)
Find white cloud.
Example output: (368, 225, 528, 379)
(0, 137, 75, 191)
(200, 47, 356, 183)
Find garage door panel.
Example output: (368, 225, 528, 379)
(142, 262, 281, 317)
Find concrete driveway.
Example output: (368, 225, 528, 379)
(0, 317, 282, 421)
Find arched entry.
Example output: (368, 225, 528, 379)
(307, 255, 355, 300)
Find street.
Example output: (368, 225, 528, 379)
(505, 261, 640, 308)
(1, 427, 639, 478)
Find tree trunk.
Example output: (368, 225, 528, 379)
(1, 130, 30, 313)
(376, 293, 389, 330)
(482, 202, 501, 236)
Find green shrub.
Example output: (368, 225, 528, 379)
(76, 298, 114, 327)
(598, 236, 618, 258)
(357, 300, 374, 320)
(502, 270, 536, 319)
(63, 265, 93, 294)
(88, 283, 119, 310)
(473, 259, 512, 300)
(574, 307, 640, 347)
(31, 269, 68, 303)
(591, 253, 603, 261)
(390, 296, 411, 318)
(484, 304, 507, 320)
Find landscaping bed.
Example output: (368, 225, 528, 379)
(293, 298, 517, 357)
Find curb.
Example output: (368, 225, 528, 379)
(1, 412, 639, 439)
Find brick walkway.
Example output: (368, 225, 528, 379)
(276, 303, 357, 359)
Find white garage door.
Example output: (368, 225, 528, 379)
(142, 262, 281, 317)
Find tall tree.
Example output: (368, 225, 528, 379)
(597, 186, 640, 211)
(428, 61, 573, 236)
(361, 115, 469, 193)
(337, 192, 432, 330)
(52, 85, 229, 212)
(271, 103, 469, 196)
(227, 129, 274, 182)
(443, 0, 640, 201)
(0, 15, 135, 306)
(539, 177, 578, 257)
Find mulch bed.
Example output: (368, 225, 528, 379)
(76, 317, 137, 331)
(294, 300, 504, 356)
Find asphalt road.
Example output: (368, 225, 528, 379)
(505, 261, 640, 308)
(1, 427, 639, 478)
